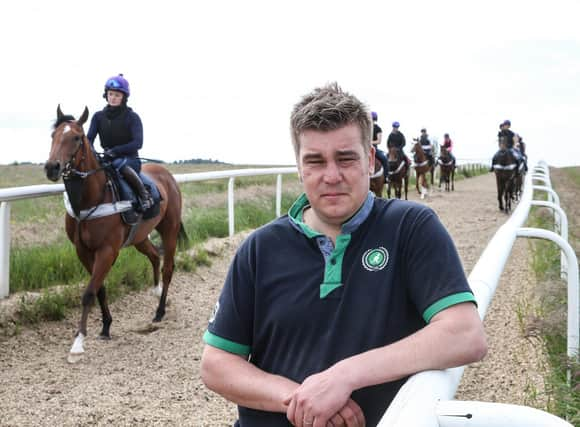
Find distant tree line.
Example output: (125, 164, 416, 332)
(172, 158, 228, 165)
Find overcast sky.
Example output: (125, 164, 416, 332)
(1, 0, 579, 168)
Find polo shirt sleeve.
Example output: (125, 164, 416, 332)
(402, 206, 476, 323)
(203, 238, 255, 357)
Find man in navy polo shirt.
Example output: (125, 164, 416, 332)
(201, 83, 487, 427)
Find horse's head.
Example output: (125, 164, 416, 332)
(44, 105, 89, 181)
(387, 146, 399, 162)
(440, 146, 449, 158)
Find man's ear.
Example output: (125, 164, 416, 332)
(369, 144, 376, 171)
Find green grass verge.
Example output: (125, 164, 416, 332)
(526, 198, 579, 423)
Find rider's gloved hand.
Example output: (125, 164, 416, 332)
(103, 149, 116, 160)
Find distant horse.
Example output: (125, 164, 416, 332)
(386, 146, 408, 200)
(437, 146, 455, 192)
(492, 139, 517, 213)
(44, 106, 188, 363)
(411, 141, 433, 199)
(369, 157, 385, 198)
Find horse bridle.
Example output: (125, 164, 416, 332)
(60, 122, 104, 181)
(58, 122, 109, 222)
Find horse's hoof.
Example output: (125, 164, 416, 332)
(67, 352, 84, 364)
(97, 334, 111, 341)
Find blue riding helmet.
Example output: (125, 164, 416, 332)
(104, 74, 130, 97)
(371, 111, 378, 121)
(392, 121, 400, 128)
(503, 119, 511, 126)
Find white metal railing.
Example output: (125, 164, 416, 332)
(378, 160, 577, 426)
(0, 166, 298, 299)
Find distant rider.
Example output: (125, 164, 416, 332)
(386, 121, 411, 170)
(416, 128, 434, 167)
(371, 112, 389, 182)
(442, 133, 456, 165)
(490, 120, 523, 174)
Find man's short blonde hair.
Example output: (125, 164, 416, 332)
(290, 82, 372, 157)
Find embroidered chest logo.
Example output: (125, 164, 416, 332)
(362, 247, 389, 271)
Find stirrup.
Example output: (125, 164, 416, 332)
(135, 194, 153, 212)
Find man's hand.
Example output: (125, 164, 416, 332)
(284, 369, 363, 427)
(325, 399, 366, 427)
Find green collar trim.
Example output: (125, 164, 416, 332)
(288, 193, 321, 238)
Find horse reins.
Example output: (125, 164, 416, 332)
(60, 129, 109, 223)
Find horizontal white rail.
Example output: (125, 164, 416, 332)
(0, 166, 298, 299)
(378, 161, 575, 427)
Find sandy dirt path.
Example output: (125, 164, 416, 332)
(0, 171, 553, 426)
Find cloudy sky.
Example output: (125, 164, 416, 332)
(1, 0, 579, 167)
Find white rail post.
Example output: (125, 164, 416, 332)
(516, 227, 579, 363)
(228, 177, 235, 237)
(276, 174, 282, 217)
(437, 401, 573, 427)
(529, 201, 569, 279)
(0, 201, 10, 298)
(533, 185, 560, 208)
(532, 173, 559, 228)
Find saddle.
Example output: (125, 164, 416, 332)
(107, 167, 162, 225)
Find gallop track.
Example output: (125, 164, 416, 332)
(0, 172, 554, 426)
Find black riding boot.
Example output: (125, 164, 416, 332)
(121, 166, 153, 212)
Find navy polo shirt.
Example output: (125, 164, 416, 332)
(204, 192, 476, 426)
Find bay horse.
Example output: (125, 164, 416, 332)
(44, 106, 188, 363)
(492, 139, 517, 213)
(411, 141, 433, 199)
(386, 146, 408, 200)
(369, 157, 385, 198)
(437, 146, 455, 192)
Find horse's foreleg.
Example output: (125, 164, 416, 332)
(415, 172, 421, 195)
(496, 175, 504, 211)
(69, 248, 117, 363)
(451, 170, 455, 191)
(96, 286, 112, 339)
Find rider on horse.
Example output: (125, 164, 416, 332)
(514, 135, 528, 172)
(386, 121, 411, 175)
(417, 128, 435, 167)
(371, 111, 389, 182)
(87, 74, 154, 213)
(442, 133, 456, 164)
(490, 120, 523, 174)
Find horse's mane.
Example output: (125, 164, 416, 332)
(53, 114, 76, 129)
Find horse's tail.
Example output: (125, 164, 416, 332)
(177, 222, 189, 250)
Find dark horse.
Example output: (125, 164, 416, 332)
(492, 139, 517, 213)
(386, 146, 408, 200)
(369, 157, 385, 198)
(411, 141, 433, 199)
(437, 146, 455, 192)
(44, 106, 188, 362)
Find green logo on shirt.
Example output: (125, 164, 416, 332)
(362, 247, 389, 271)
